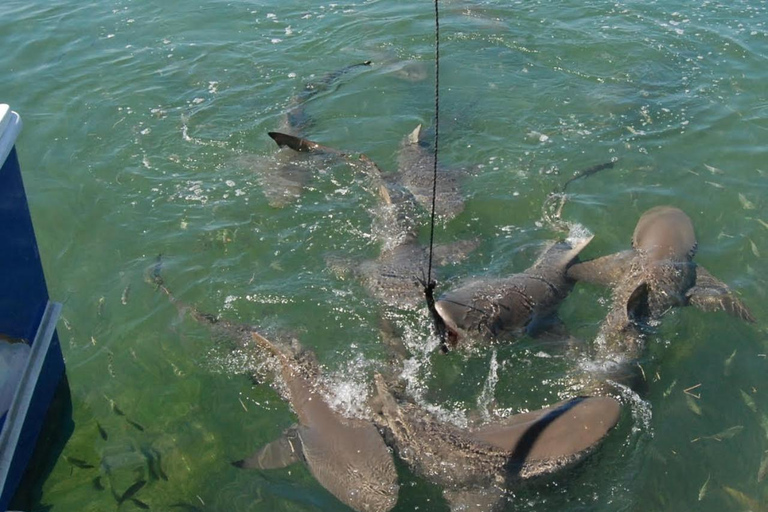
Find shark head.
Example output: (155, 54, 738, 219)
(434, 296, 479, 346)
(434, 285, 535, 348)
(632, 206, 697, 262)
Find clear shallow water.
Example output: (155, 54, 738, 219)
(1, 0, 767, 510)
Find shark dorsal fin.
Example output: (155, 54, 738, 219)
(407, 124, 422, 145)
(233, 427, 302, 470)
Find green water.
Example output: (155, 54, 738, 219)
(1, 0, 767, 510)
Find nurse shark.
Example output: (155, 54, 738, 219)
(433, 233, 593, 350)
(150, 269, 399, 512)
(371, 373, 620, 511)
(257, 61, 371, 207)
(267, 131, 477, 309)
(567, 205, 755, 368)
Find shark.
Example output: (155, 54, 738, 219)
(396, 124, 466, 221)
(371, 373, 621, 511)
(567, 205, 755, 368)
(267, 132, 478, 310)
(151, 270, 399, 512)
(432, 233, 593, 350)
(257, 61, 372, 207)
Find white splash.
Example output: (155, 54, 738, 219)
(477, 349, 499, 420)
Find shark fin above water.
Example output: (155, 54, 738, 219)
(269, 131, 338, 154)
(234, 427, 302, 470)
(407, 124, 422, 145)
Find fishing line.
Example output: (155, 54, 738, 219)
(422, 0, 448, 347)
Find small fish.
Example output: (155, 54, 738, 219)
(121, 284, 131, 305)
(705, 181, 724, 189)
(704, 164, 724, 174)
(692, 425, 744, 443)
(739, 193, 756, 210)
(750, 238, 760, 258)
(118, 479, 146, 504)
(723, 349, 737, 377)
(92, 476, 105, 491)
(131, 498, 150, 510)
(126, 418, 146, 432)
(64, 456, 94, 469)
(759, 450, 768, 483)
(98, 296, 106, 317)
(109, 399, 125, 416)
(698, 473, 710, 501)
(755, 218, 768, 230)
(685, 394, 702, 416)
(663, 379, 677, 398)
(740, 389, 757, 413)
(150, 447, 169, 481)
(97, 421, 108, 441)
(140, 446, 167, 482)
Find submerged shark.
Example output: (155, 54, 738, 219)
(396, 124, 466, 221)
(257, 61, 371, 207)
(371, 373, 620, 511)
(432, 234, 593, 350)
(268, 132, 477, 310)
(151, 272, 399, 512)
(567, 205, 755, 367)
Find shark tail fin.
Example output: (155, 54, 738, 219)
(567, 250, 636, 287)
(686, 266, 755, 323)
(233, 428, 302, 470)
(533, 233, 595, 271)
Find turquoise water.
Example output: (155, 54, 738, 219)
(1, 0, 767, 510)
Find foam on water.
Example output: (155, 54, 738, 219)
(476, 348, 499, 421)
(322, 351, 377, 419)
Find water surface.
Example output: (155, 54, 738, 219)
(1, 0, 766, 510)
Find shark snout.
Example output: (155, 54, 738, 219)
(434, 299, 465, 346)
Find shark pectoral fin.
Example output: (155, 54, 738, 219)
(233, 427, 303, 470)
(432, 238, 480, 266)
(566, 250, 636, 287)
(686, 266, 755, 323)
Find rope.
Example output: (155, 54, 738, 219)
(426, 0, 440, 286)
(422, 0, 448, 349)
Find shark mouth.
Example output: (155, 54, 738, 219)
(433, 300, 464, 350)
